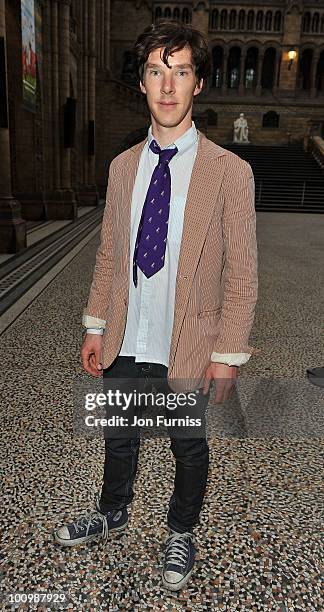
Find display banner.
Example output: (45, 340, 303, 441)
(21, 0, 37, 112)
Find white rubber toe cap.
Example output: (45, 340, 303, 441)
(163, 570, 182, 585)
(55, 526, 70, 541)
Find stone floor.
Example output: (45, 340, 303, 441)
(0, 212, 323, 611)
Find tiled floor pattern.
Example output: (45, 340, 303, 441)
(0, 212, 323, 610)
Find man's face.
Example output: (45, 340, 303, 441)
(139, 46, 203, 129)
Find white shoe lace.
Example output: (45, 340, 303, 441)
(72, 509, 109, 544)
(165, 532, 193, 569)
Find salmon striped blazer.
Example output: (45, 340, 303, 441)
(83, 130, 259, 392)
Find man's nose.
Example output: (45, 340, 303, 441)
(161, 77, 175, 93)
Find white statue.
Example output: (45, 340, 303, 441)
(233, 113, 250, 143)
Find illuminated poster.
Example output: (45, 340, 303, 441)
(21, 0, 36, 112)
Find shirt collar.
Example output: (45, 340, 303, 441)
(147, 120, 198, 155)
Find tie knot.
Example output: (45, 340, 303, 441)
(149, 139, 178, 164)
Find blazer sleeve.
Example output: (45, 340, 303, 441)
(82, 159, 118, 327)
(212, 158, 259, 356)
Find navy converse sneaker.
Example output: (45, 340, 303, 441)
(162, 530, 197, 591)
(54, 496, 128, 546)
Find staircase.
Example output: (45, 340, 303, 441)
(225, 143, 324, 213)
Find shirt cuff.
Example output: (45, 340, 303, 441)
(82, 314, 106, 329)
(86, 328, 104, 335)
(210, 352, 251, 367)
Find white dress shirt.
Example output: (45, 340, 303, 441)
(86, 121, 251, 368)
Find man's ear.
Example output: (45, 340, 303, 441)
(194, 78, 204, 97)
(139, 79, 146, 95)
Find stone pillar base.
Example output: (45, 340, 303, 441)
(77, 185, 100, 206)
(15, 192, 47, 221)
(45, 190, 77, 220)
(0, 198, 27, 253)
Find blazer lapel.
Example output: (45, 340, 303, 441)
(168, 131, 227, 370)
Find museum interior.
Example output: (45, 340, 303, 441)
(0, 2, 323, 610)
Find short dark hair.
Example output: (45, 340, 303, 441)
(132, 19, 211, 86)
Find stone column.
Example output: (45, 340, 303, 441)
(272, 50, 280, 94)
(0, 0, 26, 252)
(43, 0, 53, 192)
(58, 0, 71, 191)
(256, 53, 264, 96)
(46, 0, 76, 219)
(221, 49, 229, 94)
(238, 49, 247, 96)
(87, 0, 99, 203)
(78, 0, 99, 204)
(104, 0, 110, 71)
(51, 0, 60, 191)
(310, 51, 320, 98)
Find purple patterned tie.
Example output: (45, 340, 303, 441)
(133, 139, 178, 287)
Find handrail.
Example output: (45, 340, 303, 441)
(254, 179, 324, 207)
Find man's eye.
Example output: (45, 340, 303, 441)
(178, 71, 188, 76)
(150, 70, 159, 75)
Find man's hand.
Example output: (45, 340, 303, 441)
(202, 362, 238, 403)
(81, 334, 103, 377)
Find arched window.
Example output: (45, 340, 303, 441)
(164, 7, 171, 19)
(247, 10, 254, 31)
(206, 109, 218, 126)
(238, 10, 245, 30)
(321, 14, 324, 33)
(263, 111, 279, 128)
(256, 11, 263, 31)
(298, 48, 313, 90)
(261, 47, 276, 90)
(227, 47, 241, 88)
(316, 50, 324, 91)
(173, 7, 180, 20)
(312, 13, 319, 33)
(274, 11, 281, 32)
(245, 47, 258, 89)
(220, 9, 227, 30)
(182, 8, 190, 23)
(229, 10, 236, 30)
(210, 9, 219, 30)
(155, 7, 162, 21)
(302, 12, 311, 32)
(212, 46, 223, 88)
(265, 11, 272, 31)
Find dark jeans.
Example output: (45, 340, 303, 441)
(100, 356, 210, 533)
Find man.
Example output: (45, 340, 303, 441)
(54, 20, 258, 591)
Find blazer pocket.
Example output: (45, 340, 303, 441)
(197, 307, 222, 318)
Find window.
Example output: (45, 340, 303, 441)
(256, 11, 263, 31)
(245, 68, 255, 89)
(247, 10, 254, 31)
(230, 67, 239, 88)
(274, 11, 281, 32)
(182, 8, 190, 24)
(173, 8, 180, 20)
(155, 7, 162, 21)
(302, 12, 311, 32)
(312, 13, 319, 33)
(265, 11, 272, 31)
(263, 111, 279, 128)
(238, 10, 245, 30)
(229, 10, 236, 30)
(206, 109, 218, 126)
(220, 9, 227, 30)
(210, 9, 218, 30)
